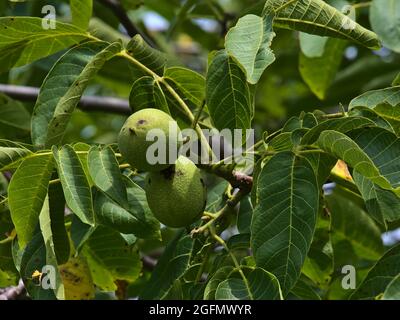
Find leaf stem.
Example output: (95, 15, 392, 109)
(320, 112, 348, 119)
(192, 100, 206, 129)
(49, 178, 61, 185)
(192, 189, 247, 235)
(352, 1, 372, 10)
(195, 243, 213, 283)
(0, 237, 13, 244)
(298, 149, 326, 155)
(212, 232, 254, 300)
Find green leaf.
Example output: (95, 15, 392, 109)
(349, 87, 400, 109)
(82, 226, 142, 291)
(19, 231, 56, 300)
(269, 132, 293, 151)
(70, 215, 94, 252)
(206, 50, 252, 134)
(204, 266, 234, 300)
(39, 195, 65, 300)
(0, 17, 91, 73)
(8, 154, 54, 248)
(290, 279, 321, 300)
(349, 87, 400, 134)
(299, 32, 328, 58)
(88, 145, 127, 206)
(126, 35, 166, 76)
(350, 127, 400, 190)
(225, 14, 275, 84)
(263, 0, 380, 49)
(71, 143, 94, 187)
(382, 274, 400, 300)
(302, 249, 333, 289)
(316, 130, 398, 193)
(215, 267, 282, 300)
(0, 140, 32, 171)
(303, 152, 337, 187)
(0, 93, 30, 131)
(370, 0, 400, 53)
(351, 244, 400, 300)
(140, 233, 192, 299)
(348, 108, 395, 133)
(237, 196, 253, 234)
(0, 242, 18, 287)
(301, 116, 375, 145)
(53, 145, 95, 226)
(94, 177, 160, 239)
(299, 37, 346, 100)
(70, 0, 93, 30)
(32, 41, 123, 148)
(353, 171, 400, 225)
(164, 67, 206, 107)
(393, 73, 400, 86)
(47, 183, 70, 264)
(129, 76, 170, 114)
(326, 192, 384, 265)
(206, 180, 229, 213)
(227, 234, 251, 251)
(302, 214, 333, 289)
(251, 151, 319, 295)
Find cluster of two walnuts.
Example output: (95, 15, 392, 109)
(118, 109, 207, 228)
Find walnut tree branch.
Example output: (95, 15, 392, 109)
(0, 84, 131, 115)
(96, 0, 158, 48)
(199, 163, 253, 193)
(0, 280, 26, 300)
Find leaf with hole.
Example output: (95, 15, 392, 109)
(225, 14, 275, 85)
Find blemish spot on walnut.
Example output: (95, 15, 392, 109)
(137, 119, 147, 125)
(175, 170, 184, 177)
(161, 165, 175, 180)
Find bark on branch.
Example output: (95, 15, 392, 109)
(96, 0, 157, 48)
(0, 280, 26, 300)
(0, 84, 131, 115)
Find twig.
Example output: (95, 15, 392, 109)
(199, 163, 253, 191)
(0, 279, 26, 300)
(192, 188, 248, 235)
(96, 0, 157, 48)
(141, 255, 158, 270)
(0, 84, 131, 115)
(192, 100, 206, 129)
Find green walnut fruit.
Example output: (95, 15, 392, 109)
(118, 108, 182, 172)
(145, 156, 207, 228)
